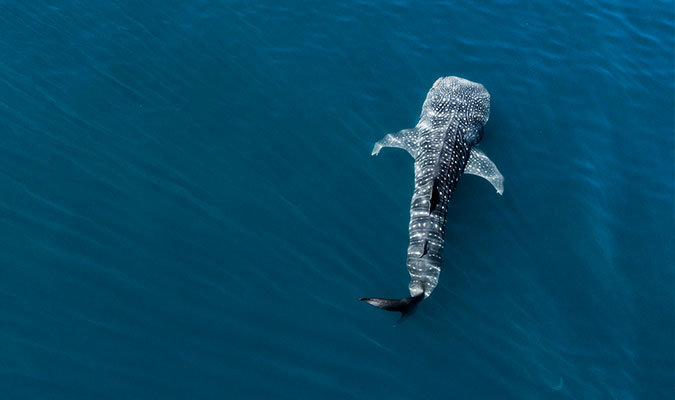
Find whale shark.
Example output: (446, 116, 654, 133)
(361, 76, 503, 314)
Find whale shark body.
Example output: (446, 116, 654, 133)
(361, 76, 504, 314)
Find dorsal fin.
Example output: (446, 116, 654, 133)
(429, 178, 441, 213)
(419, 240, 429, 258)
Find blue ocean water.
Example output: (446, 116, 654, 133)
(1, 0, 673, 398)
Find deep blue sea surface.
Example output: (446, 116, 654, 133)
(1, 1, 673, 399)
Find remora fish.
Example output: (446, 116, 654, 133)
(361, 76, 504, 314)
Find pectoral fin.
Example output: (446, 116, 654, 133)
(372, 129, 418, 158)
(464, 148, 504, 195)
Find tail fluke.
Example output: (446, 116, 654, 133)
(359, 293, 424, 314)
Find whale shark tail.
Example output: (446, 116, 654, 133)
(359, 293, 424, 314)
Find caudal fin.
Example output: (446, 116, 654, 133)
(359, 293, 424, 314)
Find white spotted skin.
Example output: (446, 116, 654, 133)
(403, 77, 490, 297)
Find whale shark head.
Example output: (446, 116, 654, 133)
(420, 76, 491, 146)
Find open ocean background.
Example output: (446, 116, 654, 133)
(1, 1, 673, 399)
